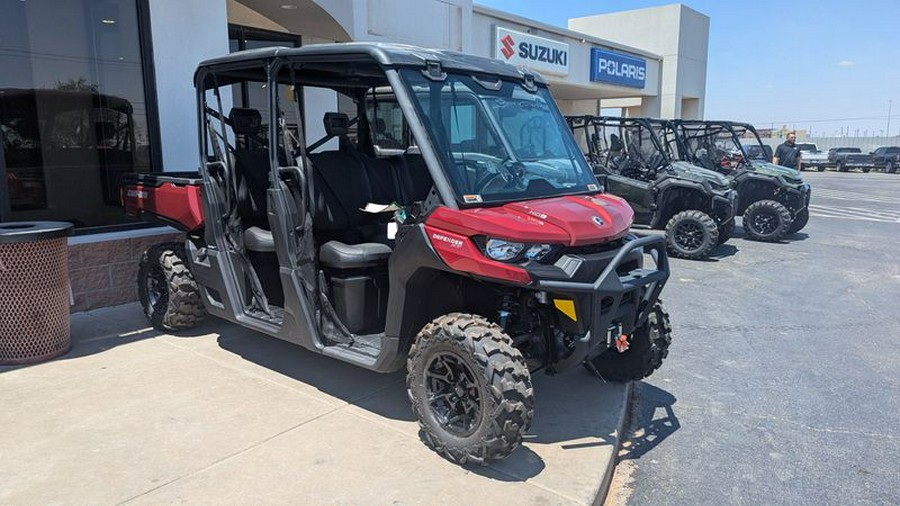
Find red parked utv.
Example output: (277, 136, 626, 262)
(122, 43, 671, 465)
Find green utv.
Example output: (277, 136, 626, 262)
(664, 120, 811, 241)
(568, 116, 737, 260)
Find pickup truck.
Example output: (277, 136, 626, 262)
(870, 146, 900, 173)
(796, 142, 828, 171)
(829, 147, 875, 173)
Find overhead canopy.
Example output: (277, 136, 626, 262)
(194, 42, 549, 90)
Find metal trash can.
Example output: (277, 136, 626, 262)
(0, 221, 74, 365)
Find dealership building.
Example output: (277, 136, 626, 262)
(0, 0, 709, 311)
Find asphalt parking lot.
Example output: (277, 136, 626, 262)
(610, 170, 900, 505)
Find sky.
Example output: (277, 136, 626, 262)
(477, 0, 900, 137)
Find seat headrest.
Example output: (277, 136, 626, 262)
(230, 108, 262, 136)
(323, 112, 349, 137)
(374, 118, 387, 134)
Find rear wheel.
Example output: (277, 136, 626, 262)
(742, 200, 793, 242)
(407, 313, 534, 465)
(665, 210, 719, 260)
(138, 242, 206, 331)
(585, 302, 672, 382)
(837, 160, 847, 172)
(887, 161, 896, 174)
(817, 166, 826, 172)
(862, 167, 871, 173)
(788, 208, 810, 234)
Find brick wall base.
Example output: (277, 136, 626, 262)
(68, 233, 184, 313)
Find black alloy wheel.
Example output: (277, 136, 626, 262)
(673, 221, 704, 251)
(425, 352, 483, 436)
(664, 210, 718, 259)
(742, 199, 792, 242)
(750, 209, 779, 236)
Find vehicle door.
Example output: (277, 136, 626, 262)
(604, 174, 654, 224)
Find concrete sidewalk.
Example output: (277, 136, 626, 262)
(0, 303, 628, 505)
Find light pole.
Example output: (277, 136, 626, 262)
(888, 100, 893, 137)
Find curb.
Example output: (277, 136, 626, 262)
(592, 381, 635, 506)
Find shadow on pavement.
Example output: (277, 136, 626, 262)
(709, 243, 738, 260)
(217, 328, 413, 421)
(732, 224, 809, 244)
(618, 382, 680, 461)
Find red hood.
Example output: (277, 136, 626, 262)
(426, 194, 634, 246)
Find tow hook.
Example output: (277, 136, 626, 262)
(614, 334, 630, 353)
(607, 323, 626, 351)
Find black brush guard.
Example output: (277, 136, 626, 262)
(537, 235, 670, 371)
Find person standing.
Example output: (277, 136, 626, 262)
(773, 132, 802, 170)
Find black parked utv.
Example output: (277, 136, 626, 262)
(667, 120, 811, 241)
(122, 44, 672, 465)
(568, 115, 737, 260)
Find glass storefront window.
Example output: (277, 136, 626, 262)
(0, 0, 155, 231)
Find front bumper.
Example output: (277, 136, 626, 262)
(535, 235, 669, 371)
(711, 189, 738, 225)
(781, 183, 811, 215)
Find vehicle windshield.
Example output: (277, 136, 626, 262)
(399, 70, 597, 204)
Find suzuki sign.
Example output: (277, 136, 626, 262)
(495, 27, 569, 76)
(590, 48, 646, 89)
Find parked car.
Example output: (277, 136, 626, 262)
(796, 142, 828, 172)
(745, 144, 772, 161)
(870, 146, 900, 173)
(827, 147, 856, 164)
(830, 147, 875, 172)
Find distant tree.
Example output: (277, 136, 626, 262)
(54, 77, 99, 93)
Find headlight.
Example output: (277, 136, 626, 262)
(483, 238, 556, 262)
(485, 239, 525, 261)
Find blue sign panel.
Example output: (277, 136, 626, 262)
(590, 48, 646, 88)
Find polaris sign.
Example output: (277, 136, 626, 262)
(590, 48, 646, 89)
(495, 27, 569, 76)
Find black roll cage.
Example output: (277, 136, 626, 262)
(567, 115, 674, 176)
(672, 120, 769, 170)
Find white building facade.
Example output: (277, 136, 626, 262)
(0, 0, 708, 310)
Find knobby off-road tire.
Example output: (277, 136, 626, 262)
(717, 219, 735, 245)
(665, 210, 719, 260)
(788, 208, 810, 234)
(138, 242, 206, 331)
(586, 302, 672, 383)
(742, 200, 793, 242)
(406, 313, 534, 466)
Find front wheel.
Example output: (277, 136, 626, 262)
(665, 210, 719, 260)
(138, 242, 206, 331)
(886, 161, 896, 174)
(837, 161, 847, 172)
(585, 302, 672, 382)
(817, 166, 826, 172)
(862, 167, 871, 173)
(742, 200, 793, 242)
(407, 313, 534, 466)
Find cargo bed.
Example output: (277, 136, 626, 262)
(121, 172, 204, 232)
